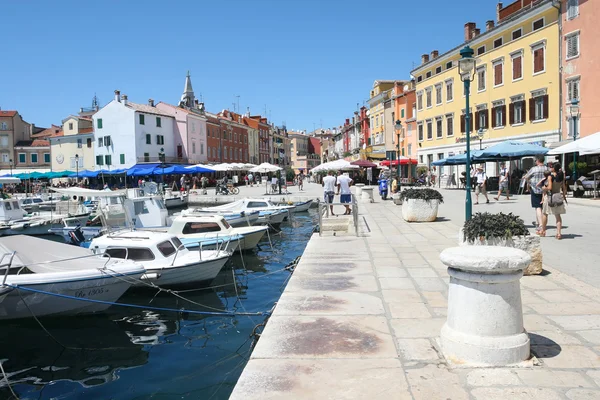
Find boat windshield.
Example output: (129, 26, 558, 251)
(105, 247, 155, 261)
(155, 199, 166, 209)
(247, 201, 268, 208)
(182, 222, 222, 234)
(172, 236, 183, 249)
(157, 240, 176, 257)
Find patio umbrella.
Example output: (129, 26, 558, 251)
(549, 131, 600, 156)
(311, 159, 359, 173)
(474, 140, 549, 160)
(249, 163, 282, 194)
(351, 160, 377, 168)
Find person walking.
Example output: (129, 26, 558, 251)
(322, 170, 337, 216)
(248, 172, 254, 187)
(336, 171, 354, 215)
(470, 165, 477, 192)
(495, 162, 511, 201)
(298, 171, 304, 191)
(474, 166, 489, 204)
(542, 163, 567, 239)
(523, 155, 549, 236)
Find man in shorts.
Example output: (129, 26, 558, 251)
(495, 162, 510, 201)
(336, 171, 354, 215)
(322, 170, 337, 215)
(523, 155, 548, 233)
(474, 166, 489, 204)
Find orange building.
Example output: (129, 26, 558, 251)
(392, 81, 417, 177)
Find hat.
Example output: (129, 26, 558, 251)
(477, 165, 484, 170)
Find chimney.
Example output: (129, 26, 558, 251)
(431, 50, 439, 59)
(497, 2, 503, 22)
(122, 94, 128, 105)
(472, 28, 481, 39)
(464, 22, 476, 41)
(486, 20, 495, 31)
(148, 99, 154, 107)
(114, 90, 121, 102)
(421, 53, 430, 64)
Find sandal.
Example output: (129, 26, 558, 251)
(537, 230, 546, 237)
(556, 234, 562, 240)
(493, 197, 499, 201)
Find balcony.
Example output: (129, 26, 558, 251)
(136, 156, 191, 164)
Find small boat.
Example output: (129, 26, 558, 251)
(197, 198, 294, 227)
(163, 189, 189, 209)
(182, 208, 260, 227)
(168, 214, 268, 251)
(0, 198, 77, 237)
(0, 235, 145, 320)
(291, 199, 314, 212)
(90, 231, 232, 287)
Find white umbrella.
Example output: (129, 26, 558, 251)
(548, 131, 600, 155)
(312, 159, 359, 173)
(249, 163, 283, 194)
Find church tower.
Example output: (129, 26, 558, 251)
(180, 71, 195, 108)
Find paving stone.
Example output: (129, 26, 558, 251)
(586, 370, 600, 386)
(375, 266, 408, 278)
(524, 314, 560, 332)
(407, 268, 439, 278)
(388, 302, 432, 319)
(230, 358, 412, 400)
(471, 387, 562, 400)
(536, 290, 592, 303)
(381, 289, 423, 303)
(566, 389, 600, 400)
(533, 345, 600, 369)
(529, 330, 582, 346)
(529, 302, 600, 315)
(379, 277, 415, 290)
(390, 318, 445, 338)
(578, 330, 600, 344)
(421, 291, 448, 307)
(372, 257, 402, 267)
(520, 278, 562, 290)
(396, 338, 440, 361)
(285, 275, 379, 293)
(432, 307, 447, 317)
(548, 315, 600, 331)
(406, 364, 469, 400)
(295, 260, 374, 276)
(515, 370, 593, 388)
(413, 278, 447, 291)
(466, 369, 520, 386)
(521, 289, 548, 304)
(275, 291, 385, 316)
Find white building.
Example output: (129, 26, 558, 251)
(93, 91, 176, 169)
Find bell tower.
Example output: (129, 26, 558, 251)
(180, 71, 195, 108)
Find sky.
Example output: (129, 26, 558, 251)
(1, 0, 500, 132)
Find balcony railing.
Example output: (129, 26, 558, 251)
(136, 156, 191, 164)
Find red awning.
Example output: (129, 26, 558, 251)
(379, 157, 417, 166)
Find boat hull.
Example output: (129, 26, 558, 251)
(136, 255, 229, 287)
(165, 195, 189, 209)
(292, 199, 314, 212)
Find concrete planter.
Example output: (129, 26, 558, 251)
(401, 199, 439, 222)
(392, 193, 403, 205)
(458, 228, 542, 276)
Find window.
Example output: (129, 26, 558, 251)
(97, 118, 103, 129)
(156, 117, 161, 127)
(418, 123, 424, 141)
(200, 143, 204, 155)
(533, 45, 545, 74)
(477, 46, 485, 55)
(156, 135, 164, 145)
(123, 248, 155, 261)
(97, 137, 103, 147)
(426, 120, 433, 140)
(417, 76, 422, 82)
(446, 61, 453, 69)
(139, 114, 145, 125)
(567, 78, 580, 102)
(533, 18, 544, 31)
(567, 0, 579, 19)
(436, 119, 443, 138)
(460, 112, 473, 133)
(192, 141, 196, 154)
(224, 146, 228, 160)
(494, 62, 503, 86)
(408, 143, 412, 155)
(105, 155, 112, 165)
(426, 89, 432, 108)
(477, 67, 486, 91)
(157, 240, 176, 257)
(493, 38, 503, 48)
(0, 122, 7, 130)
(511, 101, 525, 125)
(446, 116, 454, 137)
(512, 54, 523, 80)
(530, 94, 549, 121)
(566, 33, 580, 59)
(417, 92, 423, 110)
(426, 71, 432, 78)
(435, 66, 442, 74)
(492, 105, 506, 128)
(18, 153, 25, 163)
(104, 136, 111, 146)
(120, 153, 125, 164)
(44, 153, 50, 163)
(146, 134, 151, 144)
(87, 138, 92, 148)
(419, 155, 423, 164)
(446, 81, 453, 101)
(143, 152, 150, 162)
(476, 109, 488, 130)
(435, 85, 442, 105)
(31, 153, 38, 163)
(512, 29, 522, 40)
(96, 155, 104, 165)
(69, 122, 73, 130)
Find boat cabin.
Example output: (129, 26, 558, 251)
(168, 215, 231, 236)
(0, 199, 26, 222)
(92, 232, 185, 263)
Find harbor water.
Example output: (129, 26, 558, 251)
(0, 209, 318, 400)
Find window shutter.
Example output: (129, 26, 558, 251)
(521, 101, 527, 122)
(509, 103, 515, 125)
(475, 111, 480, 131)
(501, 105, 507, 126)
(529, 99, 535, 121)
(460, 115, 465, 133)
(469, 113, 474, 132)
(484, 109, 489, 129)
(491, 108, 497, 128)
(543, 95, 549, 119)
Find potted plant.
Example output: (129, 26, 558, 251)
(459, 212, 541, 275)
(399, 188, 444, 222)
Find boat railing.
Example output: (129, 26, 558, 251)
(1, 252, 17, 285)
(317, 194, 359, 237)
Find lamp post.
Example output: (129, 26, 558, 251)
(458, 45, 477, 220)
(477, 128, 485, 150)
(159, 147, 165, 191)
(569, 99, 580, 180)
(9, 159, 12, 177)
(395, 119, 402, 189)
(75, 154, 79, 185)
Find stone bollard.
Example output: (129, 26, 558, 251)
(440, 246, 531, 366)
(355, 183, 365, 198)
(361, 187, 374, 203)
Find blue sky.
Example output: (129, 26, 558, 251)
(2, 0, 498, 132)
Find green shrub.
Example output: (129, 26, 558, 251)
(416, 166, 428, 176)
(463, 212, 529, 242)
(399, 188, 444, 203)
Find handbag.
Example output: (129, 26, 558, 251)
(549, 193, 564, 207)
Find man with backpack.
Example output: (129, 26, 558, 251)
(474, 166, 489, 204)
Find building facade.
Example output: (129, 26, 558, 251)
(93, 91, 176, 169)
(412, 0, 560, 173)
(366, 81, 397, 160)
(289, 131, 309, 173)
(561, 0, 599, 139)
(217, 110, 249, 163)
(271, 126, 290, 167)
(14, 139, 51, 169)
(50, 115, 94, 171)
(206, 113, 222, 163)
(243, 116, 260, 165)
(0, 110, 31, 168)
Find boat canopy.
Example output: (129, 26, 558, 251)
(51, 187, 128, 198)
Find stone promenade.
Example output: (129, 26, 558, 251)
(230, 185, 600, 400)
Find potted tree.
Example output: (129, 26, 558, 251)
(399, 188, 443, 222)
(459, 212, 541, 275)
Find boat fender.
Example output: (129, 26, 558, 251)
(141, 273, 160, 281)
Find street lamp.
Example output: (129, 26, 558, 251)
(9, 159, 12, 177)
(159, 147, 165, 191)
(458, 45, 477, 220)
(395, 119, 402, 189)
(569, 99, 580, 180)
(477, 128, 485, 150)
(75, 154, 79, 184)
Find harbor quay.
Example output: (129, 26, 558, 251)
(230, 182, 600, 399)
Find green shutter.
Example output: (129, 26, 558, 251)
(44, 153, 50, 163)
(146, 134, 151, 144)
(156, 117, 161, 127)
(97, 118, 103, 129)
(120, 154, 125, 164)
(105, 155, 111, 165)
(18, 154, 25, 163)
(96, 155, 103, 165)
(139, 114, 145, 125)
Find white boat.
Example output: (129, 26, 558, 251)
(290, 199, 314, 212)
(0, 235, 145, 320)
(197, 198, 294, 227)
(0, 198, 76, 236)
(182, 208, 260, 227)
(163, 189, 189, 209)
(168, 214, 268, 251)
(90, 230, 232, 287)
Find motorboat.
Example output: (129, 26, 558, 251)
(197, 198, 294, 227)
(288, 199, 314, 212)
(168, 214, 268, 251)
(181, 208, 260, 227)
(163, 189, 189, 209)
(90, 231, 232, 287)
(0, 235, 145, 320)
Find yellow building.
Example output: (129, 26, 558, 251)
(366, 80, 397, 160)
(412, 0, 560, 171)
(50, 115, 95, 171)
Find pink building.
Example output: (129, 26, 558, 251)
(562, 0, 599, 139)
